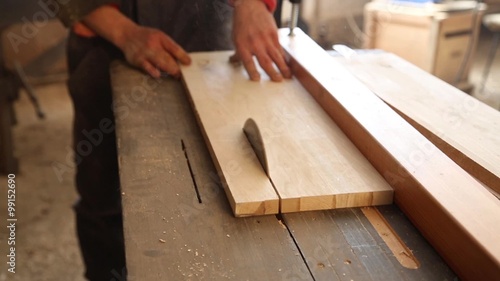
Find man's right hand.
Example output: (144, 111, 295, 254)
(115, 25, 191, 78)
(81, 5, 191, 78)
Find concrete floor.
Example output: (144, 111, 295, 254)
(0, 84, 85, 281)
(0, 15, 499, 281)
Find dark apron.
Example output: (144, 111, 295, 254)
(125, 0, 233, 51)
(67, 2, 232, 280)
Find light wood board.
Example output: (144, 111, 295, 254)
(333, 52, 500, 195)
(181, 52, 393, 216)
(279, 28, 500, 280)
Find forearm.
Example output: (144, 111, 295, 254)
(81, 5, 136, 49)
(52, 0, 120, 27)
(78, 5, 191, 78)
(230, 0, 277, 12)
(77, 0, 275, 49)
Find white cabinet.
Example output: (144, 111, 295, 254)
(364, 2, 486, 91)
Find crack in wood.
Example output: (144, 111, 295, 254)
(181, 139, 202, 203)
(276, 213, 316, 281)
(361, 207, 420, 270)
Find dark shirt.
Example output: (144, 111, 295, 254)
(55, 0, 233, 51)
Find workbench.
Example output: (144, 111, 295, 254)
(111, 59, 458, 280)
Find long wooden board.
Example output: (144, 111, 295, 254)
(279, 28, 500, 280)
(181, 52, 393, 216)
(332, 52, 500, 195)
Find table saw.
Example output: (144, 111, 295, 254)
(110, 30, 500, 280)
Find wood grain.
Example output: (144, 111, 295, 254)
(181, 57, 280, 216)
(180, 52, 393, 216)
(333, 52, 500, 195)
(280, 28, 500, 280)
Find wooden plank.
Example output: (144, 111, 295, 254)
(180, 52, 393, 216)
(332, 52, 500, 195)
(279, 28, 500, 280)
(111, 61, 312, 280)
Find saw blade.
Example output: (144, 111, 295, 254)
(243, 118, 269, 176)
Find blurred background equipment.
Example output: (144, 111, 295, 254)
(0, 0, 68, 175)
(479, 12, 500, 93)
(288, 0, 302, 35)
(363, 1, 487, 92)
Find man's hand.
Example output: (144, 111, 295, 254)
(115, 25, 191, 78)
(82, 6, 190, 78)
(232, 0, 291, 82)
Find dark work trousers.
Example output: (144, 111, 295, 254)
(66, 31, 127, 281)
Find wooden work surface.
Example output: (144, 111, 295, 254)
(111, 60, 457, 280)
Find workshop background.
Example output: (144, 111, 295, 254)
(0, 0, 499, 280)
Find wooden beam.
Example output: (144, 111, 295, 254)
(279, 29, 500, 280)
(181, 52, 393, 216)
(332, 52, 500, 195)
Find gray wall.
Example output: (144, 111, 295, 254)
(282, 0, 371, 49)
